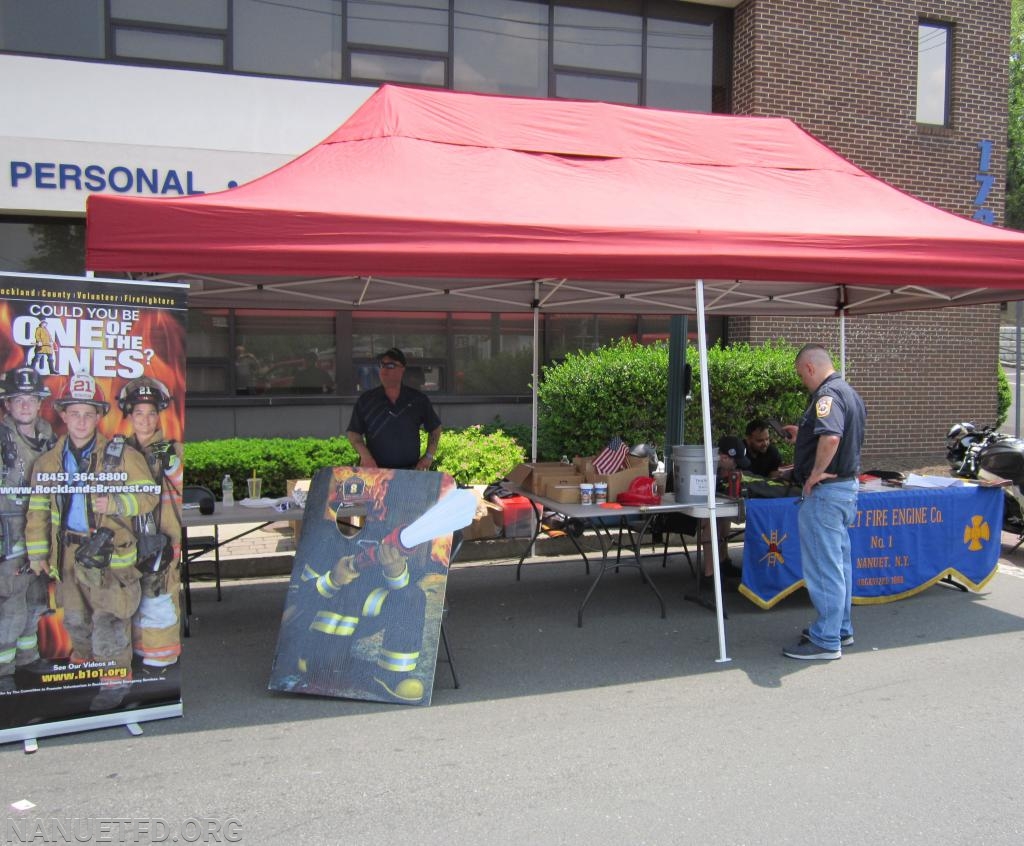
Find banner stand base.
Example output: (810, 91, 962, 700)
(2, 703, 182, 752)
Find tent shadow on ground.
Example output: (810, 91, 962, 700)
(147, 548, 1024, 737)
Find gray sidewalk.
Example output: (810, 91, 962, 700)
(3, 543, 1024, 845)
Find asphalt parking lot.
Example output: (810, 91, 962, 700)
(3, 543, 1024, 845)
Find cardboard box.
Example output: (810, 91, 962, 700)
(489, 494, 537, 538)
(461, 485, 502, 541)
(580, 454, 648, 501)
(506, 462, 578, 495)
(541, 472, 584, 499)
(545, 481, 583, 503)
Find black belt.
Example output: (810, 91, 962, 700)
(63, 530, 90, 545)
(819, 475, 856, 484)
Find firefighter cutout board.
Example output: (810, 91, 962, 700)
(0, 271, 188, 746)
(269, 466, 475, 706)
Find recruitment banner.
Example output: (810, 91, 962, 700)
(0, 270, 188, 745)
(269, 466, 467, 706)
(740, 484, 1003, 609)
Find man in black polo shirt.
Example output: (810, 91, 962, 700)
(781, 344, 866, 661)
(346, 348, 442, 470)
(744, 419, 783, 478)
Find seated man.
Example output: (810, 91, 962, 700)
(744, 418, 784, 478)
(700, 435, 750, 581)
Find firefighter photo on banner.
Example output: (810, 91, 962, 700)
(0, 271, 187, 741)
(269, 466, 475, 706)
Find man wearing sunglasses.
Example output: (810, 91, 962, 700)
(346, 348, 442, 470)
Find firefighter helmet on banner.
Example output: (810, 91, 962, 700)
(54, 372, 110, 415)
(117, 376, 172, 416)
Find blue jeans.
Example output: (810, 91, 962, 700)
(797, 479, 858, 651)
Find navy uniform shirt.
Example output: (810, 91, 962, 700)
(793, 373, 866, 486)
(347, 384, 441, 470)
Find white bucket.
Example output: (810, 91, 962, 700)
(672, 444, 714, 504)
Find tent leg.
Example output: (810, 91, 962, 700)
(695, 279, 731, 664)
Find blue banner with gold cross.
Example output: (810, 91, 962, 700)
(739, 484, 1003, 609)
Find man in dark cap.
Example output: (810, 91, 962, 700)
(346, 347, 442, 470)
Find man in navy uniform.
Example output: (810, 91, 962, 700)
(782, 344, 866, 661)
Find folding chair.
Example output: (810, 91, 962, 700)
(181, 485, 221, 636)
(658, 512, 699, 577)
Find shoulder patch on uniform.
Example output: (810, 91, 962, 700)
(816, 396, 833, 418)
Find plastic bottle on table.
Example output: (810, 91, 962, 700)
(222, 474, 234, 507)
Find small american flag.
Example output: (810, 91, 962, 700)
(593, 436, 630, 475)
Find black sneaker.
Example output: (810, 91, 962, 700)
(782, 641, 841, 660)
(801, 628, 854, 647)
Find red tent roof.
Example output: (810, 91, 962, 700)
(86, 84, 1024, 315)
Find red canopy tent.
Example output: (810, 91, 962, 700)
(85, 85, 1024, 661)
(87, 84, 1024, 316)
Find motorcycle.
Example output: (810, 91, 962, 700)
(945, 422, 1024, 542)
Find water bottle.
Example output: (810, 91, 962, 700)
(222, 474, 234, 507)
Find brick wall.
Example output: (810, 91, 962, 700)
(730, 0, 1009, 467)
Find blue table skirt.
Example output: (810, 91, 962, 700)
(739, 484, 1003, 609)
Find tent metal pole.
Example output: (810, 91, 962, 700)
(837, 288, 847, 378)
(695, 280, 730, 663)
(839, 312, 846, 379)
(665, 315, 689, 479)
(531, 283, 539, 462)
(1016, 301, 1022, 438)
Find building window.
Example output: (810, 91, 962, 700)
(0, 0, 730, 111)
(186, 309, 231, 394)
(110, 0, 227, 67)
(351, 311, 448, 392)
(917, 21, 951, 126)
(453, 0, 548, 97)
(233, 0, 343, 80)
(348, 0, 450, 52)
(0, 217, 85, 276)
(645, 16, 713, 112)
(113, 27, 225, 66)
(452, 313, 534, 395)
(349, 49, 447, 86)
(233, 309, 337, 395)
(0, 0, 104, 58)
(553, 1, 641, 102)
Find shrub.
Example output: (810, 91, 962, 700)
(536, 338, 807, 461)
(997, 363, 1012, 428)
(481, 417, 531, 455)
(537, 338, 670, 459)
(183, 437, 358, 497)
(692, 341, 807, 463)
(183, 427, 526, 495)
(434, 425, 526, 485)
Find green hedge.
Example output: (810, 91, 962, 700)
(183, 436, 358, 498)
(182, 426, 526, 497)
(536, 338, 808, 461)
